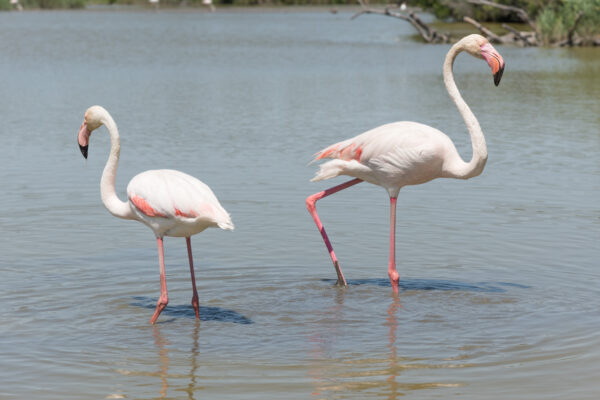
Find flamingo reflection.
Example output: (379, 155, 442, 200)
(150, 322, 201, 399)
(385, 294, 402, 399)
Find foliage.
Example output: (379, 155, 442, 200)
(536, 0, 600, 44)
(20, 0, 85, 8)
(10, 0, 363, 7)
(5, 0, 600, 46)
(410, 0, 600, 44)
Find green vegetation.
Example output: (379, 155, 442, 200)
(3, 0, 599, 46)
(2, 0, 363, 8)
(536, 0, 600, 44)
(10, 0, 86, 8)
(411, 0, 600, 45)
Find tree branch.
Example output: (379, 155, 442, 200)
(352, 0, 449, 43)
(467, 0, 537, 30)
(463, 16, 503, 43)
(566, 11, 584, 46)
(501, 23, 533, 46)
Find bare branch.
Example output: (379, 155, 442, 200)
(463, 16, 503, 43)
(467, 0, 537, 30)
(566, 12, 584, 46)
(501, 23, 534, 46)
(352, 0, 449, 43)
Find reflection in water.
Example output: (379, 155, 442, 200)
(116, 301, 252, 398)
(309, 290, 466, 399)
(152, 325, 170, 399)
(307, 287, 345, 398)
(385, 294, 402, 400)
(185, 321, 200, 400)
(118, 322, 201, 399)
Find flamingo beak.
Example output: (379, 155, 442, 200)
(494, 64, 504, 86)
(78, 121, 90, 159)
(481, 43, 505, 86)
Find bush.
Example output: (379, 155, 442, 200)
(536, 0, 600, 44)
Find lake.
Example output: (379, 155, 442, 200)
(0, 7, 598, 400)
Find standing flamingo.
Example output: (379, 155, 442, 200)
(77, 106, 234, 324)
(306, 34, 505, 293)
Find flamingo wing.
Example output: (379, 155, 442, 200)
(312, 122, 450, 187)
(127, 169, 233, 230)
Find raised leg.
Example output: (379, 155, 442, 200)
(306, 178, 362, 286)
(150, 237, 169, 324)
(186, 237, 200, 320)
(388, 197, 399, 294)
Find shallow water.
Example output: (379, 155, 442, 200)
(0, 8, 599, 400)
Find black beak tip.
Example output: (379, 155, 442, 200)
(79, 144, 88, 159)
(494, 64, 505, 87)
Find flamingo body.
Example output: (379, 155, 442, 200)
(77, 106, 233, 324)
(306, 34, 505, 292)
(127, 169, 233, 238)
(312, 121, 464, 197)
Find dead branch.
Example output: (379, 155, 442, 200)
(566, 11, 584, 46)
(463, 16, 503, 43)
(352, 0, 450, 43)
(501, 23, 535, 46)
(467, 0, 537, 31)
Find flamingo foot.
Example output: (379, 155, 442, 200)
(334, 261, 348, 287)
(388, 271, 400, 295)
(150, 295, 168, 324)
(191, 294, 200, 320)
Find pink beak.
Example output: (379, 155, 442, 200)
(481, 43, 505, 86)
(78, 121, 90, 159)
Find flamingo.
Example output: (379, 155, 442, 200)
(77, 106, 234, 324)
(306, 34, 505, 293)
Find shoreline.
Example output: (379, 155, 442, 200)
(5, 4, 364, 13)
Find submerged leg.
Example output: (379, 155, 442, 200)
(306, 178, 362, 287)
(186, 237, 200, 320)
(150, 237, 169, 324)
(388, 197, 399, 294)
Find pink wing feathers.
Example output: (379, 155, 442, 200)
(311, 122, 453, 190)
(314, 139, 363, 163)
(127, 169, 234, 230)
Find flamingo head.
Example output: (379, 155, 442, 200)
(461, 34, 505, 86)
(77, 105, 106, 159)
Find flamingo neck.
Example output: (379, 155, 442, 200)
(100, 113, 134, 220)
(442, 42, 488, 179)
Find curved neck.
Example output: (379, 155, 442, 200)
(442, 42, 488, 179)
(100, 114, 134, 220)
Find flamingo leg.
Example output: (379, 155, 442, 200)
(388, 197, 400, 294)
(150, 237, 169, 324)
(186, 237, 200, 320)
(306, 178, 362, 286)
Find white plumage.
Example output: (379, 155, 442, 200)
(306, 35, 505, 292)
(77, 105, 233, 324)
(312, 122, 458, 197)
(127, 169, 233, 237)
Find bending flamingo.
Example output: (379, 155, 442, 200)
(306, 34, 505, 293)
(77, 106, 234, 324)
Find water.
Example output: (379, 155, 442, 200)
(1, 8, 599, 400)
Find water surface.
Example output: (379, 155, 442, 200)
(0, 9, 599, 400)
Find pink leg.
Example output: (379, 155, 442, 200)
(186, 237, 200, 320)
(150, 237, 169, 324)
(388, 197, 400, 294)
(306, 178, 362, 286)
